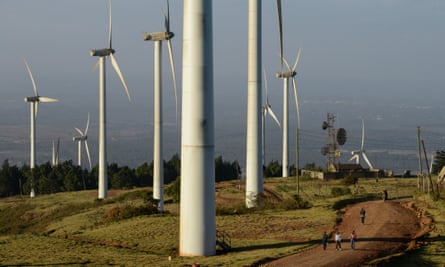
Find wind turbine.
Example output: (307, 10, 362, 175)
(143, 0, 177, 212)
(73, 113, 92, 170)
(245, 0, 262, 208)
(350, 118, 374, 170)
(262, 69, 281, 168)
(276, 48, 301, 178)
(275, 0, 302, 178)
(23, 59, 59, 198)
(90, 0, 131, 199)
(180, 0, 215, 256)
(51, 137, 60, 166)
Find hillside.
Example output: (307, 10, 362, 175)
(0, 177, 443, 266)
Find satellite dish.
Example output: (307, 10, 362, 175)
(337, 128, 347, 145)
(322, 121, 328, 130)
(321, 146, 328, 155)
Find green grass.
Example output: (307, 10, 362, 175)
(0, 177, 443, 266)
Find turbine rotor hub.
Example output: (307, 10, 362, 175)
(24, 96, 39, 102)
(143, 31, 174, 42)
(276, 70, 297, 78)
(90, 48, 115, 57)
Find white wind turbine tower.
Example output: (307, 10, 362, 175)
(73, 113, 92, 170)
(262, 69, 281, 167)
(90, 0, 131, 199)
(51, 138, 60, 166)
(180, 0, 215, 256)
(245, 0, 263, 208)
(350, 118, 374, 170)
(276, 0, 301, 178)
(23, 59, 59, 198)
(143, 0, 178, 213)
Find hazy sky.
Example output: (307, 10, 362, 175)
(1, 0, 445, 173)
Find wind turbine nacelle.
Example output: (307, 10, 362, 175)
(73, 136, 87, 142)
(143, 31, 174, 42)
(90, 48, 115, 57)
(24, 96, 39, 102)
(275, 70, 296, 78)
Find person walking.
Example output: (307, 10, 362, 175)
(350, 230, 357, 250)
(360, 208, 366, 224)
(335, 231, 342, 250)
(322, 231, 328, 250)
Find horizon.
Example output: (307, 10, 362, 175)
(1, 1, 445, 175)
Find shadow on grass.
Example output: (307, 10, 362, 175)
(3, 261, 91, 266)
(364, 246, 438, 267)
(332, 195, 379, 210)
(232, 239, 320, 253)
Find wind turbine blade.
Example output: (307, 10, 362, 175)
(85, 140, 92, 170)
(360, 117, 365, 151)
(276, 0, 283, 71)
(39, 97, 59, 103)
(23, 59, 39, 96)
(164, 0, 170, 32)
(282, 55, 292, 71)
(292, 78, 300, 128)
(52, 141, 55, 165)
(110, 53, 131, 102)
(167, 39, 178, 123)
(292, 47, 302, 71)
(92, 59, 100, 71)
(263, 67, 270, 104)
(56, 137, 60, 165)
(75, 127, 83, 136)
(108, 0, 112, 49)
(350, 154, 359, 164)
(267, 107, 281, 128)
(85, 112, 90, 135)
(362, 152, 374, 169)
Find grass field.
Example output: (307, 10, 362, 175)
(0, 176, 443, 266)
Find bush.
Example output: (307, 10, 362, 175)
(104, 203, 160, 221)
(216, 203, 251, 216)
(331, 187, 351, 197)
(342, 176, 358, 186)
(165, 177, 180, 203)
(276, 195, 312, 210)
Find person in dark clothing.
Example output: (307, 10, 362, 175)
(322, 231, 328, 250)
(360, 208, 366, 224)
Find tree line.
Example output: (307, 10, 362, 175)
(5, 147, 443, 198)
(0, 154, 244, 198)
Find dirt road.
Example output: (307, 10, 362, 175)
(265, 200, 421, 267)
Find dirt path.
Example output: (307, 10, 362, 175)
(264, 200, 421, 267)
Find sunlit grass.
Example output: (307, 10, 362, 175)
(0, 177, 443, 266)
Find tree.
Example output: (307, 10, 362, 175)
(431, 150, 445, 175)
(264, 160, 282, 178)
(135, 162, 152, 187)
(110, 166, 135, 189)
(0, 160, 15, 197)
(215, 156, 240, 182)
(165, 154, 180, 184)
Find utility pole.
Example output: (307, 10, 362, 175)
(417, 126, 423, 191)
(296, 127, 299, 199)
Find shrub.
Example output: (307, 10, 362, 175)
(276, 195, 312, 210)
(331, 187, 351, 197)
(342, 176, 358, 186)
(165, 176, 180, 203)
(104, 203, 160, 221)
(216, 203, 251, 216)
